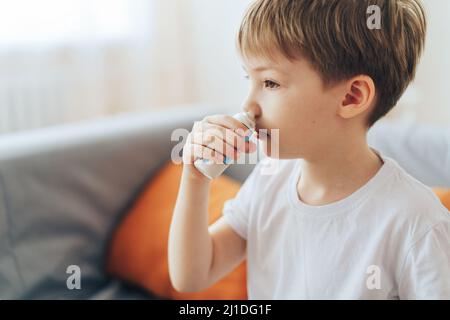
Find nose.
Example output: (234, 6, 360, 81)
(242, 95, 261, 119)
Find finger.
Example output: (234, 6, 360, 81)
(183, 141, 227, 165)
(191, 132, 237, 161)
(192, 124, 244, 153)
(193, 123, 256, 154)
(203, 115, 253, 138)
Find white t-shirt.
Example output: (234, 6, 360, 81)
(222, 150, 450, 299)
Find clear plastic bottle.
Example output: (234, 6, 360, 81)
(193, 111, 256, 180)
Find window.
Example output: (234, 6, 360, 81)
(0, 0, 153, 46)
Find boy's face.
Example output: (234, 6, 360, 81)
(241, 52, 351, 160)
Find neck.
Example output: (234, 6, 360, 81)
(297, 137, 384, 206)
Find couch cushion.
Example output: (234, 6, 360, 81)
(0, 174, 23, 296)
(368, 120, 450, 187)
(107, 162, 247, 300)
(434, 188, 450, 210)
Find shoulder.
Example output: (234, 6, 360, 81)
(381, 155, 450, 242)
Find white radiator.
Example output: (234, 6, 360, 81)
(0, 49, 107, 134)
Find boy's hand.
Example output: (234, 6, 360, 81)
(182, 114, 257, 181)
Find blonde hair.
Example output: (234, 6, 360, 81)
(237, 0, 427, 127)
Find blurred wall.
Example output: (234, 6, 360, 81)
(408, 0, 450, 124)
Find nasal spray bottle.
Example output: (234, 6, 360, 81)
(194, 111, 256, 180)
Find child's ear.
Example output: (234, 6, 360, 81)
(338, 75, 376, 120)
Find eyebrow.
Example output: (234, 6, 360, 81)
(241, 65, 287, 75)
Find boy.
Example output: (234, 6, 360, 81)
(168, 0, 450, 299)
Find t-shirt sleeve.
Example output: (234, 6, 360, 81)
(222, 164, 261, 240)
(398, 218, 450, 299)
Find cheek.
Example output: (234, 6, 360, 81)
(260, 89, 330, 145)
(262, 83, 338, 158)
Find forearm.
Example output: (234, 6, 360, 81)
(168, 164, 213, 292)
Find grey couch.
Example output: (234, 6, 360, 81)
(0, 105, 449, 299)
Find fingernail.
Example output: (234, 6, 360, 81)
(244, 135, 250, 142)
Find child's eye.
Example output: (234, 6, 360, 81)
(264, 80, 280, 89)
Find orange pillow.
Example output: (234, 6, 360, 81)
(434, 188, 450, 211)
(106, 162, 247, 300)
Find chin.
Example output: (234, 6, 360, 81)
(258, 135, 281, 158)
(259, 139, 303, 160)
